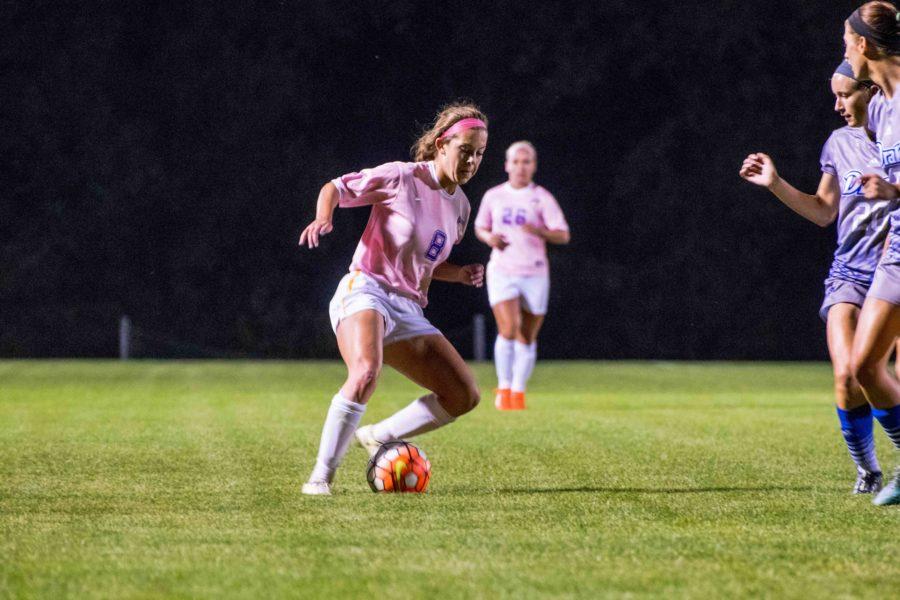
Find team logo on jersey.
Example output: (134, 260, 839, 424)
(841, 170, 864, 196)
(877, 141, 900, 171)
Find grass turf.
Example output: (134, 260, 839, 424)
(1, 360, 899, 598)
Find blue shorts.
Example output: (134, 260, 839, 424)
(868, 261, 900, 308)
(820, 278, 870, 322)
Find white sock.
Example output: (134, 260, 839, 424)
(309, 392, 366, 483)
(511, 341, 537, 393)
(370, 393, 455, 442)
(494, 335, 516, 389)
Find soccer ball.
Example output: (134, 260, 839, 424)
(366, 440, 431, 493)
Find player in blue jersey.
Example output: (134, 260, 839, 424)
(740, 60, 892, 494)
(842, 0, 900, 505)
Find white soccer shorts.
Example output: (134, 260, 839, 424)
(328, 271, 440, 345)
(486, 262, 550, 315)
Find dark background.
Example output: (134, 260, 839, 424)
(2, 1, 868, 359)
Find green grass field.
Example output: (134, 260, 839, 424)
(1, 361, 899, 598)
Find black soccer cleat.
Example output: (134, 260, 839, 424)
(853, 469, 883, 495)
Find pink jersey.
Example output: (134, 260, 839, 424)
(331, 161, 470, 307)
(474, 182, 569, 276)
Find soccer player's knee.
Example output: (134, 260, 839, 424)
(349, 361, 381, 392)
(463, 383, 481, 413)
(518, 330, 537, 344)
(833, 363, 856, 393)
(442, 383, 480, 417)
(498, 315, 520, 339)
(851, 356, 878, 387)
(499, 323, 518, 339)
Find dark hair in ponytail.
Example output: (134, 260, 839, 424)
(856, 1, 900, 55)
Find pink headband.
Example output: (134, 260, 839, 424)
(439, 118, 487, 139)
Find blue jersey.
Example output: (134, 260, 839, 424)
(869, 91, 900, 264)
(820, 126, 893, 285)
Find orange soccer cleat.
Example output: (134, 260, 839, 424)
(510, 391, 526, 411)
(494, 388, 512, 410)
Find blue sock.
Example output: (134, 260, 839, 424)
(837, 405, 881, 474)
(872, 404, 900, 451)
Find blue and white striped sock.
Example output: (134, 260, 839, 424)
(836, 405, 881, 474)
(872, 404, 900, 451)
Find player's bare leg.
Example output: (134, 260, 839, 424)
(356, 334, 480, 456)
(335, 310, 385, 405)
(517, 310, 544, 345)
(827, 303, 882, 493)
(828, 304, 868, 410)
(851, 297, 900, 505)
(303, 310, 384, 495)
(852, 299, 900, 409)
(492, 298, 521, 410)
(384, 333, 479, 417)
(894, 338, 900, 380)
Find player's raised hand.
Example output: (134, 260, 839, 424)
(299, 218, 333, 249)
(459, 263, 485, 287)
(739, 152, 778, 188)
(861, 174, 900, 200)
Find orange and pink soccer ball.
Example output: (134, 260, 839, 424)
(366, 441, 431, 493)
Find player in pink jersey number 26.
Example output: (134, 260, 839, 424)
(475, 141, 570, 411)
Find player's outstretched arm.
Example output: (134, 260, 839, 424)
(433, 262, 485, 287)
(299, 182, 340, 249)
(739, 152, 838, 227)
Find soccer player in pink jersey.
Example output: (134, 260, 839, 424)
(475, 142, 570, 411)
(297, 103, 488, 495)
